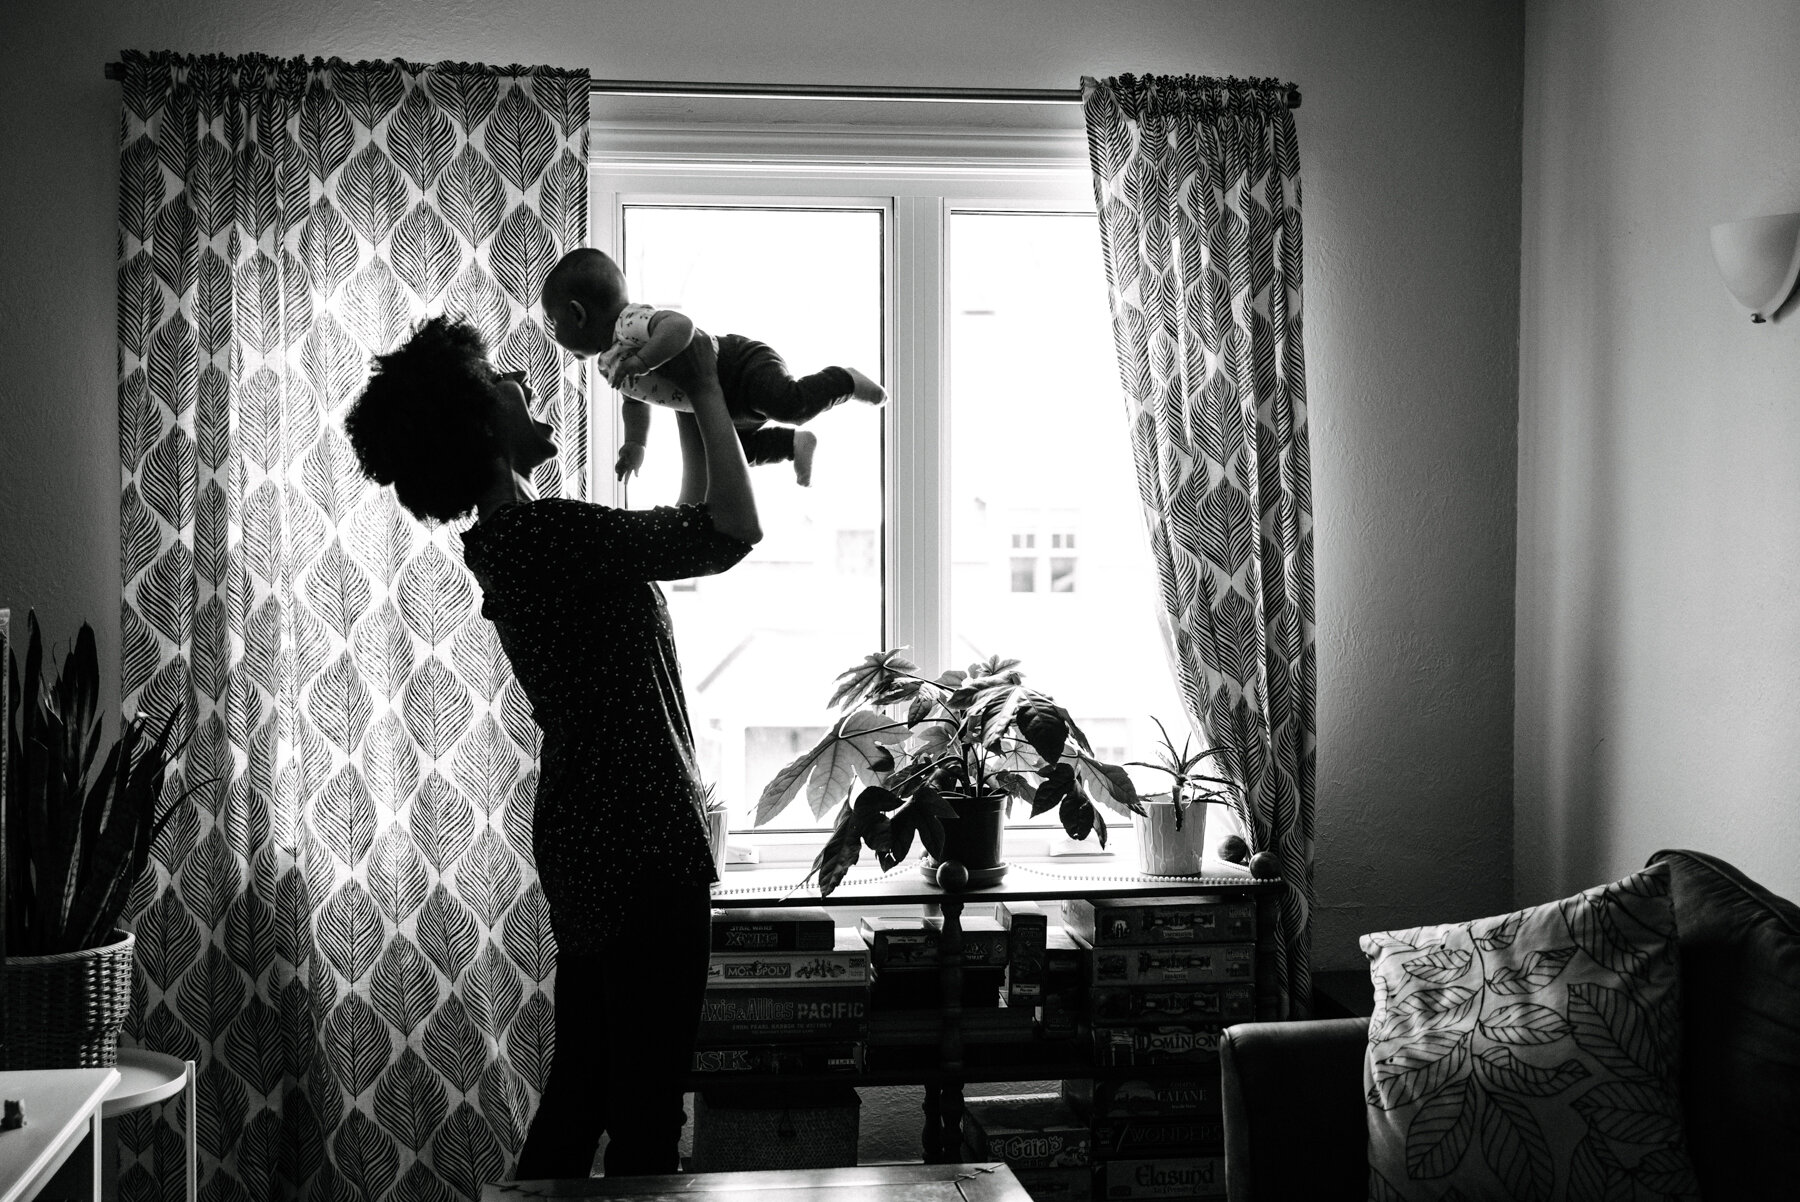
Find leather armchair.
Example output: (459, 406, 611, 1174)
(1218, 849, 1800, 1201)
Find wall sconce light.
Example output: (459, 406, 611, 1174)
(1710, 212, 1800, 323)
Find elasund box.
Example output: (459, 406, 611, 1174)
(1063, 896, 1254, 946)
(1093, 1156, 1224, 1199)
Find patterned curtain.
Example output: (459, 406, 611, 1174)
(1082, 74, 1315, 1018)
(116, 51, 589, 1201)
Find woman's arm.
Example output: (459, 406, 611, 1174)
(678, 338, 762, 545)
(675, 411, 705, 506)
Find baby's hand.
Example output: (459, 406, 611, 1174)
(614, 441, 646, 480)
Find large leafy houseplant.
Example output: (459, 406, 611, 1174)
(755, 650, 1145, 897)
(5, 612, 196, 956)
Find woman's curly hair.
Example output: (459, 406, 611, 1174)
(344, 316, 500, 523)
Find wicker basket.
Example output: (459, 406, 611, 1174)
(1, 931, 136, 1069)
(692, 1084, 860, 1171)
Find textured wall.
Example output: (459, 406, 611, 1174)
(1516, 0, 1800, 905)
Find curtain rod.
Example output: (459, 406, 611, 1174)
(101, 62, 1299, 108)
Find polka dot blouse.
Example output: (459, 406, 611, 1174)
(462, 497, 753, 952)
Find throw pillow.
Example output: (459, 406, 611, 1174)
(1360, 862, 1699, 1201)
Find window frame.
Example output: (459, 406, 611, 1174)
(585, 121, 1124, 862)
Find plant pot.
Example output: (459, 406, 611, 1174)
(706, 807, 730, 877)
(1136, 796, 1206, 876)
(1, 930, 135, 1069)
(921, 792, 1008, 884)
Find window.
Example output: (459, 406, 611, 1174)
(590, 122, 1191, 839)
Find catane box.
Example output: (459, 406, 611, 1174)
(1060, 1076, 1220, 1120)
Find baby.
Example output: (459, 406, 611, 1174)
(540, 248, 886, 485)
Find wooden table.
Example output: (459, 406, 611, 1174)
(706, 858, 1282, 1161)
(483, 1162, 1029, 1201)
(0, 1068, 119, 1202)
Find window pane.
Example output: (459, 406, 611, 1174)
(620, 206, 884, 829)
(947, 211, 1193, 818)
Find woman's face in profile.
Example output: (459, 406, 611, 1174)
(490, 369, 558, 473)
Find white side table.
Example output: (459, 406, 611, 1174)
(0, 1067, 119, 1202)
(99, 1051, 195, 1202)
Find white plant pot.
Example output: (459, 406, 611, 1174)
(1135, 797, 1206, 876)
(706, 808, 729, 877)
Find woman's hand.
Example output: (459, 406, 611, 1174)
(657, 336, 720, 410)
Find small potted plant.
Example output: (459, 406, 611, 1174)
(1126, 716, 1240, 876)
(754, 650, 1143, 897)
(4, 612, 202, 1068)
(701, 782, 730, 877)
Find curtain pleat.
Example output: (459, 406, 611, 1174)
(116, 50, 589, 1201)
(1083, 73, 1315, 1018)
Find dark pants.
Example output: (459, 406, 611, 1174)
(514, 883, 713, 1180)
(717, 334, 857, 465)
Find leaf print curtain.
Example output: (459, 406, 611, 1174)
(1082, 74, 1315, 1019)
(115, 51, 588, 1201)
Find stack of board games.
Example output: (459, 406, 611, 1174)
(960, 1092, 1092, 1202)
(1060, 1077, 1226, 1202)
(1060, 895, 1253, 1199)
(859, 914, 1034, 1050)
(695, 907, 869, 1075)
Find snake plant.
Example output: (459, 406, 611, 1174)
(5, 612, 199, 955)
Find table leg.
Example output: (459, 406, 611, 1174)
(937, 899, 964, 1161)
(920, 1082, 942, 1162)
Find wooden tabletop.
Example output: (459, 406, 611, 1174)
(708, 857, 1279, 908)
(484, 1162, 1031, 1202)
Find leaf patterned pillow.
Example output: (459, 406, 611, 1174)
(1360, 862, 1699, 1201)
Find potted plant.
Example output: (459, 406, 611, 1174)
(4, 611, 200, 1068)
(754, 650, 1144, 897)
(701, 781, 730, 877)
(1126, 716, 1240, 876)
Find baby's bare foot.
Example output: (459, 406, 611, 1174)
(847, 367, 887, 405)
(793, 430, 818, 486)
